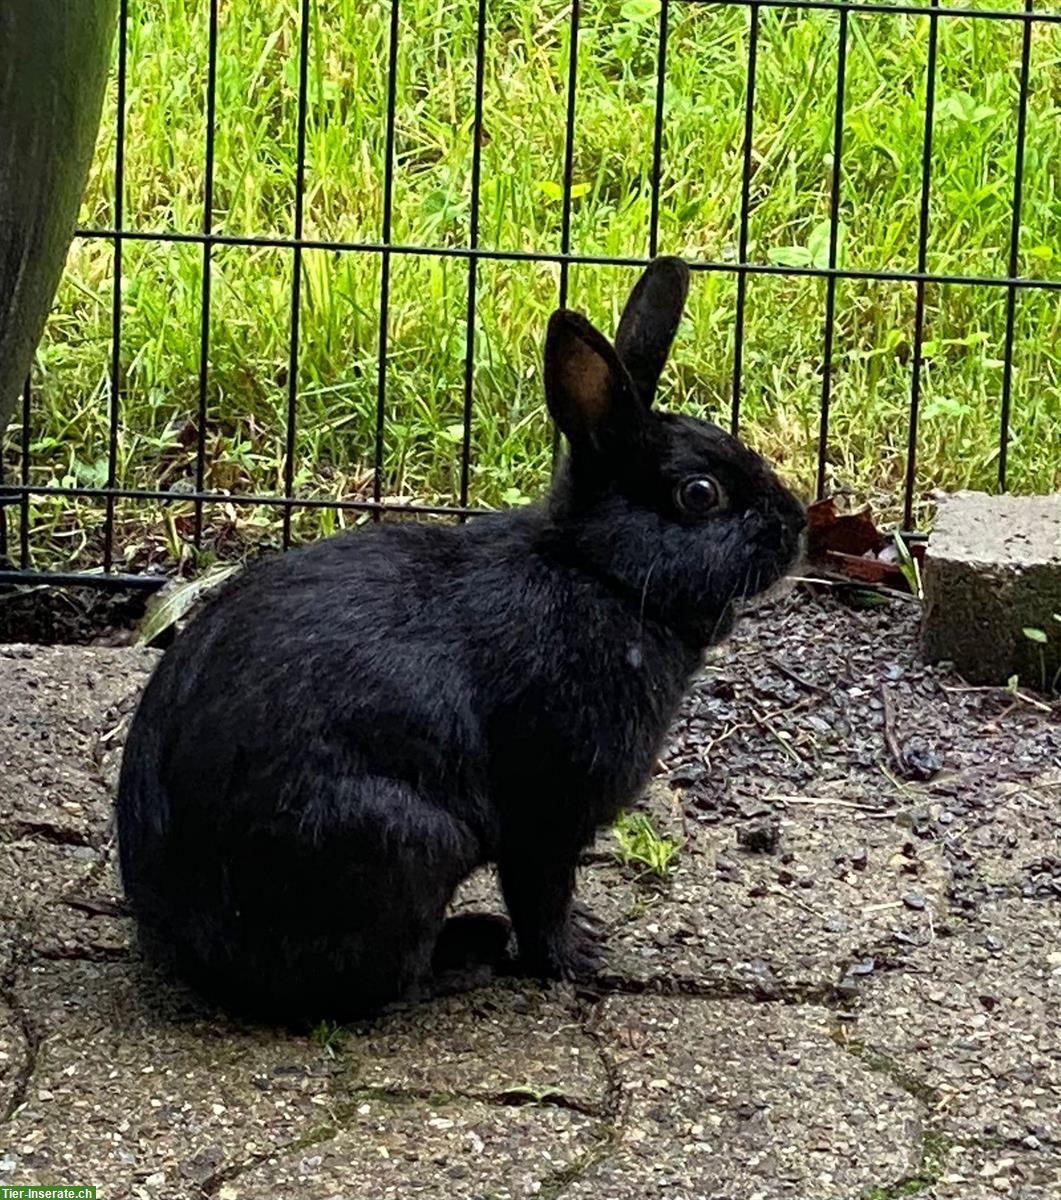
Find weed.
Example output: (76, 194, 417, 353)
(1021, 615, 1061, 696)
(861, 1131, 954, 1199)
(309, 1019, 347, 1057)
(893, 532, 923, 599)
(614, 811, 681, 880)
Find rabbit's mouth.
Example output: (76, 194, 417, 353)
(739, 572, 799, 614)
(735, 531, 805, 611)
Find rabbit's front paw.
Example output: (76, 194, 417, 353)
(524, 902, 606, 981)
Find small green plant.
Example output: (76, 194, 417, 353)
(1022, 615, 1061, 696)
(310, 1019, 347, 1058)
(613, 812, 681, 880)
(893, 533, 923, 599)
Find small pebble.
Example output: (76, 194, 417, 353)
(902, 891, 926, 911)
(737, 820, 781, 855)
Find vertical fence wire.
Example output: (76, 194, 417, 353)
(19, 378, 31, 568)
(903, 0, 939, 531)
(815, 8, 849, 500)
(0, 425, 7, 562)
(731, 2, 760, 435)
(648, 0, 671, 259)
(103, 0, 130, 572)
(281, 0, 313, 548)
(0, 378, 26, 564)
(558, 0, 581, 313)
(553, 0, 582, 466)
(194, 0, 220, 546)
(373, 0, 402, 511)
(997, 0, 1034, 492)
(459, 0, 489, 513)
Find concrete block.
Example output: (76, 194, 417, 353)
(922, 491, 1061, 688)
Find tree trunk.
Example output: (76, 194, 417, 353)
(0, 0, 118, 434)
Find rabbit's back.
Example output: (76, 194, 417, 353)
(121, 521, 501, 837)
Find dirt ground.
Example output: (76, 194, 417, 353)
(1, 587, 1059, 1199)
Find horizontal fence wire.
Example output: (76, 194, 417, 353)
(2, 0, 1058, 592)
(697, 0, 1057, 18)
(54, 230, 1061, 291)
(42, 230, 1061, 293)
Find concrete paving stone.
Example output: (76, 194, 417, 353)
(220, 1097, 603, 1200)
(345, 982, 608, 1112)
(0, 839, 131, 963)
(856, 900, 1061, 1146)
(0, 998, 29, 1122)
(0, 645, 156, 845)
(0, 920, 18, 978)
(1, 610, 1058, 1200)
(923, 1145, 1061, 1199)
(922, 490, 1061, 686)
(562, 995, 921, 1200)
(457, 803, 952, 998)
(944, 771, 1061, 894)
(580, 811, 952, 997)
(2, 960, 344, 1191)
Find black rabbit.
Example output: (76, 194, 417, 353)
(117, 257, 805, 1021)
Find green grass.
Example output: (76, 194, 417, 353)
(4, 0, 1060, 572)
(614, 811, 681, 879)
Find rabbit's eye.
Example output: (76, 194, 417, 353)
(676, 476, 722, 516)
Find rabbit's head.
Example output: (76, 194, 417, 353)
(544, 257, 806, 648)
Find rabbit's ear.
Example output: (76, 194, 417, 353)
(545, 310, 644, 452)
(614, 256, 690, 406)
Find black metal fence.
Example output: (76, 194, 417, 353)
(1, 0, 1059, 592)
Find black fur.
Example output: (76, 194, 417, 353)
(116, 258, 805, 1021)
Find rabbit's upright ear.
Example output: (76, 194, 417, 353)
(614, 256, 690, 406)
(545, 310, 645, 453)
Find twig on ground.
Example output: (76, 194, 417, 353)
(768, 794, 899, 815)
(767, 656, 830, 696)
(751, 709, 804, 763)
(881, 683, 905, 773)
(765, 884, 819, 916)
(941, 681, 1054, 714)
(60, 895, 128, 918)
